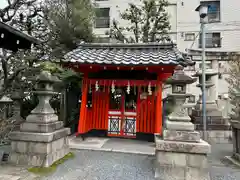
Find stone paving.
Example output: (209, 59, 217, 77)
(209, 143, 240, 180)
(69, 137, 155, 155)
(40, 150, 155, 180)
(1, 143, 240, 180)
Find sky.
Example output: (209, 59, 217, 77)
(0, 1, 7, 8)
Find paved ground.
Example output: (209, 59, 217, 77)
(40, 150, 155, 180)
(209, 144, 240, 180)
(69, 137, 155, 155)
(39, 143, 240, 180)
(1, 142, 240, 180)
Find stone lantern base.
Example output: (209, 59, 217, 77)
(8, 116, 70, 167)
(155, 135, 211, 180)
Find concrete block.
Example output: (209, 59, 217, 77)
(166, 121, 194, 131)
(155, 138, 211, 154)
(185, 167, 210, 180)
(11, 137, 67, 154)
(9, 128, 70, 142)
(186, 154, 208, 168)
(163, 130, 200, 142)
(156, 151, 187, 167)
(20, 121, 63, 133)
(155, 166, 185, 180)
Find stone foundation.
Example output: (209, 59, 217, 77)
(155, 136, 211, 180)
(9, 130, 70, 167)
(10, 137, 69, 167)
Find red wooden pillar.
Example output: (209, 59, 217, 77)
(155, 73, 173, 135)
(78, 74, 88, 134)
(155, 75, 163, 135)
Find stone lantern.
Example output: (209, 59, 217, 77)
(155, 66, 211, 180)
(9, 71, 70, 167)
(191, 69, 228, 143)
(164, 65, 198, 139)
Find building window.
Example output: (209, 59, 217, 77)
(200, 1, 220, 23)
(95, 8, 110, 28)
(184, 33, 195, 41)
(199, 33, 221, 48)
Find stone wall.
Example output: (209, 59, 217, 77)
(198, 130, 232, 144)
(192, 116, 232, 144)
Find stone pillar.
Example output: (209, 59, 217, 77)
(9, 71, 70, 167)
(0, 96, 13, 120)
(8, 90, 25, 130)
(155, 66, 211, 180)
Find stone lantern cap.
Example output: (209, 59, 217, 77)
(165, 65, 197, 85)
(193, 69, 218, 77)
(0, 95, 13, 103)
(34, 71, 61, 84)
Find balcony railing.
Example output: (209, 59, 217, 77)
(95, 17, 110, 28)
(199, 37, 221, 48)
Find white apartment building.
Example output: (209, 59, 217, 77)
(93, 0, 240, 107)
(93, 0, 240, 51)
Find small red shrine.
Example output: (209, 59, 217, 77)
(63, 43, 193, 141)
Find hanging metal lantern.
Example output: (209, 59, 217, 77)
(127, 81, 130, 94)
(95, 81, 99, 91)
(111, 81, 115, 94)
(148, 82, 152, 95)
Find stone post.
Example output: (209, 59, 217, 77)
(9, 71, 70, 167)
(155, 66, 211, 180)
(0, 96, 13, 120)
(8, 89, 25, 130)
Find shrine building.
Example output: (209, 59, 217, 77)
(63, 42, 194, 141)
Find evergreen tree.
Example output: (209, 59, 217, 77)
(109, 0, 171, 43)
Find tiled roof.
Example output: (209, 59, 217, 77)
(63, 43, 194, 67)
(0, 21, 40, 44)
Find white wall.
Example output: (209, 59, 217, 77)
(177, 0, 240, 52)
(94, 0, 240, 52)
(94, 0, 178, 41)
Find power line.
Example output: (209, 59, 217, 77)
(178, 21, 240, 25)
(170, 29, 240, 34)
